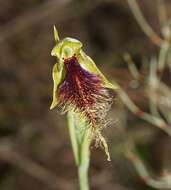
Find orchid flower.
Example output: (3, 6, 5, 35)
(50, 26, 117, 160)
(50, 26, 118, 190)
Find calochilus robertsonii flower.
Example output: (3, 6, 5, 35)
(50, 26, 118, 160)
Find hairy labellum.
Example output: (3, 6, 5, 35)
(57, 55, 113, 129)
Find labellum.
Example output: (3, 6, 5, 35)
(50, 26, 117, 159)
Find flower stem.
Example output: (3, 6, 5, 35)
(67, 111, 79, 165)
(78, 154, 89, 190)
(78, 166, 89, 190)
(67, 111, 91, 190)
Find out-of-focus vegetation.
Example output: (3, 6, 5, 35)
(0, 0, 171, 189)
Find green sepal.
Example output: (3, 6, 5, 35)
(53, 25, 59, 42)
(50, 63, 62, 110)
(78, 50, 118, 90)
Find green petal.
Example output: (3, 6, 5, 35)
(62, 38, 82, 53)
(51, 38, 82, 58)
(50, 63, 63, 110)
(78, 50, 118, 90)
(51, 42, 62, 57)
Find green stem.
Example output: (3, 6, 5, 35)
(67, 111, 79, 165)
(78, 129, 91, 190)
(78, 131, 90, 190)
(78, 164, 89, 190)
(67, 111, 91, 190)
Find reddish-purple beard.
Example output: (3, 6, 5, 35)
(58, 55, 113, 128)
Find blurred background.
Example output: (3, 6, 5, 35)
(0, 0, 171, 189)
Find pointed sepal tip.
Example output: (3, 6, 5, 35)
(53, 25, 59, 42)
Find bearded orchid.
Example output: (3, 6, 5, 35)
(50, 26, 118, 190)
(50, 26, 117, 160)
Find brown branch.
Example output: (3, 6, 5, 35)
(127, 0, 163, 46)
(0, 0, 71, 43)
(0, 140, 74, 190)
(125, 146, 171, 189)
(0, 0, 102, 43)
(116, 86, 171, 136)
